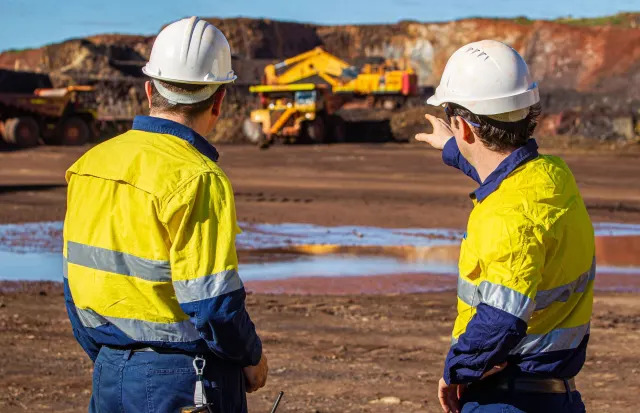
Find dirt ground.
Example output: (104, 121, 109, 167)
(1, 142, 640, 412)
(2, 142, 640, 227)
(0, 282, 638, 412)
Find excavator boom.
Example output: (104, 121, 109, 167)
(264, 47, 356, 86)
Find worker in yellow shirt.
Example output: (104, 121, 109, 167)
(417, 40, 594, 413)
(63, 17, 267, 412)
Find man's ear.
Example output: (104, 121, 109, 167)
(144, 81, 153, 109)
(460, 118, 475, 145)
(211, 87, 227, 117)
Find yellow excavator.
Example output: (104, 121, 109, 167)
(243, 47, 417, 147)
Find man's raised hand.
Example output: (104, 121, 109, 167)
(415, 114, 454, 150)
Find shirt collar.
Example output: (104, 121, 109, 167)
(472, 139, 539, 202)
(132, 115, 219, 162)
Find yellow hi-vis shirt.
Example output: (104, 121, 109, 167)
(442, 139, 594, 384)
(62, 116, 261, 365)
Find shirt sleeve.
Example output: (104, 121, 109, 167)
(442, 138, 481, 184)
(162, 172, 262, 367)
(443, 217, 545, 384)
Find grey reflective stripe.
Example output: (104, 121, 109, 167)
(76, 307, 201, 342)
(510, 323, 590, 355)
(535, 259, 596, 311)
(76, 306, 107, 328)
(457, 277, 480, 306)
(457, 278, 535, 321)
(63, 258, 68, 279)
(451, 336, 458, 347)
(173, 269, 244, 304)
(67, 241, 171, 282)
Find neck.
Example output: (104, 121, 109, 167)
(149, 111, 209, 137)
(474, 148, 513, 183)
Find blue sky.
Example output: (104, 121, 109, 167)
(0, 0, 638, 52)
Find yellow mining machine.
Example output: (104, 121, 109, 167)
(243, 47, 417, 147)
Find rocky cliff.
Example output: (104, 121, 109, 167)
(1, 13, 639, 142)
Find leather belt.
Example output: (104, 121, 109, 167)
(492, 376, 576, 394)
(131, 346, 189, 355)
(105, 345, 191, 355)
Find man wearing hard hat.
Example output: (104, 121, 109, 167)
(417, 41, 594, 412)
(63, 17, 267, 412)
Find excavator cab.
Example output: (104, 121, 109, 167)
(294, 90, 317, 106)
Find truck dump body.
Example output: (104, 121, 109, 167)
(0, 69, 52, 94)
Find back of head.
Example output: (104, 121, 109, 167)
(143, 17, 236, 122)
(428, 40, 541, 151)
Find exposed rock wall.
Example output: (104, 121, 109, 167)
(1, 14, 639, 142)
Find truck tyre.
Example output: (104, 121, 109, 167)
(55, 117, 90, 145)
(4, 117, 40, 147)
(304, 117, 326, 144)
(328, 115, 346, 143)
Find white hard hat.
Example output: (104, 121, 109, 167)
(143, 16, 236, 86)
(427, 40, 539, 121)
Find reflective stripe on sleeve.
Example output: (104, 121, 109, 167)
(75, 307, 201, 342)
(457, 277, 535, 321)
(172, 269, 244, 304)
(509, 322, 590, 355)
(535, 258, 596, 311)
(67, 241, 171, 282)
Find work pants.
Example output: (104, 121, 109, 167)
(89, 346, 247, 413)
(460, 385, 586, 412)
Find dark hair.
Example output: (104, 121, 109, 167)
(449, 102, 541, 152)
(150, 80, 225, 121)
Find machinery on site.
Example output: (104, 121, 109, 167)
(243, 47, 418, 147)
(0, 70, 98, 147)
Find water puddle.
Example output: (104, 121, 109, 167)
(1, 221, 639, 294)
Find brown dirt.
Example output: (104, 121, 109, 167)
(0, 282, 638, 412)
(1, 143, 640, 412)
(2, 142, 640, 227)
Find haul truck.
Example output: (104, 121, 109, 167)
(0, 84, 97, 147)
(244, 47, 417, 147)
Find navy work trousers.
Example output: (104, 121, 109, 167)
(460, 386, 586, 413)
(89, 347, 247, 413)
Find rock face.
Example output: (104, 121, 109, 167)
(1, 14, 639, 142)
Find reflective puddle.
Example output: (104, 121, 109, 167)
(1, 221, 639, 294)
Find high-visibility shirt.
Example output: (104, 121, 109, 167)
(63, 116, 261, 367)
(441, 139, 595, 384)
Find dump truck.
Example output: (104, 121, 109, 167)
(244, 47, 418, 147)
(0, 69, 98, 147)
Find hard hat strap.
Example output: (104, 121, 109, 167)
(153, 80, 219, 105)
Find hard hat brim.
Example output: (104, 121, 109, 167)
(426, 94, 444, 107)
(142, 66, 237, 85)
(425, 85, 539, 116)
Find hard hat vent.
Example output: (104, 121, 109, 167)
(465, 47, 489, 61)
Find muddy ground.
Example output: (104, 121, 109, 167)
(0, 282, 638, 412)
(1, 143, 640, 412)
